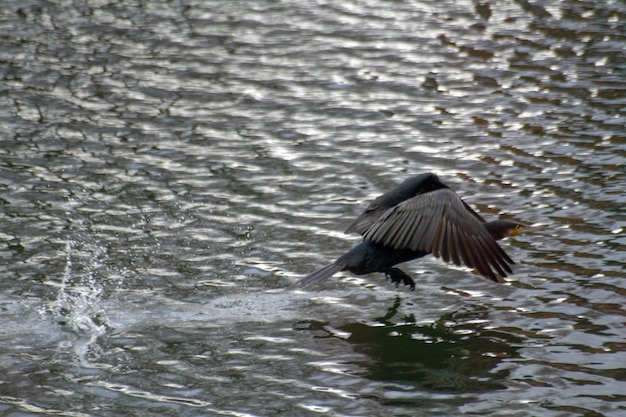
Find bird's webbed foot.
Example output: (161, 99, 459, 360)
(381, 268, 415, 291)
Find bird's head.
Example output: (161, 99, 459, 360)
(484, 220, 525, 240)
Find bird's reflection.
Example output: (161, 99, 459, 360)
(298, 296, 524, 393)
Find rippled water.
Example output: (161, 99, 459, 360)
(1, 0, 625, 416)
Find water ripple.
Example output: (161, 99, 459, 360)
(1, 0, 625, 416)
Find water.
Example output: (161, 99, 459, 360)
(1, 0, 625, 415)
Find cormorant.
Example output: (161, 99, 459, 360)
(297, 173, 523, 290)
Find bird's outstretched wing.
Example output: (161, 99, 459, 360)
(345, 173, 486, 235)
(361, 188, 513, 282)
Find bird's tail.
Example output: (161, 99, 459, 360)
(295, 262, 345, 288)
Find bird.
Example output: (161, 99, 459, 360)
(296, 173, 523, 290)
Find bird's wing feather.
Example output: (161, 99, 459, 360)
(345, 173, 446, 235)
(362, 189, 513, 282)
(344, 204, 381, 235)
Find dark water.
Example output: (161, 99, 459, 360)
(1, 0, 625, 416)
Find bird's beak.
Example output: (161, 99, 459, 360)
(510, 225, 524, 237)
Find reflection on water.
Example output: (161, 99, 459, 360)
(315, 298, 522, 393)
(1, 0, 625, 416)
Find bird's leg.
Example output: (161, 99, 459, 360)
(380, 268, 416, 291)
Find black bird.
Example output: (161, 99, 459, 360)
(297, 173, 523, 290)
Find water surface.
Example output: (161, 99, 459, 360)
(1, 0, 625, 416)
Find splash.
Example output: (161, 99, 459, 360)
(43, 238, 110, 363)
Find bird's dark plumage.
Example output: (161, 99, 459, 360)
(297, 173, 523, 290)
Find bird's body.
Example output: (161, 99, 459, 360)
(297, 173, 523, 290)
